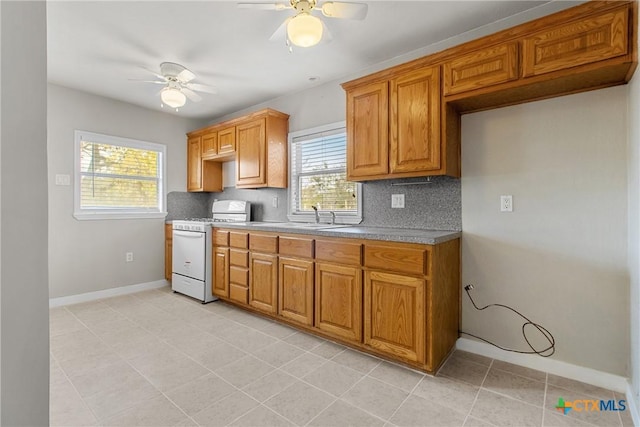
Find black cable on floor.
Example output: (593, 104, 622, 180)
(460, 284, 556, 357)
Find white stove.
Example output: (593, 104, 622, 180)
(172, 200, 251, 303)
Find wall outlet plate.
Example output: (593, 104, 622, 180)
(392, 194, 405, 209)
(500, 195, 513, 212)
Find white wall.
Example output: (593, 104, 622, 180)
(627, 24, 640, 417)
(47, 84, 202, 298)
(461, 87, 629, 376)
(1, 1, 49, 424)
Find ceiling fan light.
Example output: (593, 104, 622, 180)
(287, 13, 323, 47)
(160, 87, 186, 108)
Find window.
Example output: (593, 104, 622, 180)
(288, 122, 362, 224)
(74, 130, 167, 220)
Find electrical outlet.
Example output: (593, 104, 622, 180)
(391, 194, 405, 209)
(500, 195, 513, 212)
(126, 252, 134, 262)
(55, 174, 70, 186)
(272, 196, 278, 208)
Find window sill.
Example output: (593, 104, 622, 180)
(73, 212, 168, 221)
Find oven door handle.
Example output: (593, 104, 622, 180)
(173, 230, 204, 238)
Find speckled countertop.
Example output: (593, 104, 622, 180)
(208, 222, 460, 245)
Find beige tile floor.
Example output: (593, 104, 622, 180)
(50, 286, 634, 427)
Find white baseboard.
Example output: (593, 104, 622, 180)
(456, 337, 628, 393)
(627, 382, 640, 427)
(49, 280, 169, 308)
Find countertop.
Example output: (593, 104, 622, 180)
(208, 221, 461, 245)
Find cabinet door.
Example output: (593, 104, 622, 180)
(443, 42, 519, 95)
(279, 257, 314, 326)
(315, 263, 362, 342)
(390, 66, 441, 173)
(187, 136, 202, 191)
(364, 270, 425, 364)
(522, 8, 628, 78)
(218, 127, 236, 154)
(165, 239, 172, 281)
(236, 118, 267, 188)
(202, 131, 218, 158)
(249, 252, 277, 314)
(213, 247, 229, 298)
(346, 81, 389, 179)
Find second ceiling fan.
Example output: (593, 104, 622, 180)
(239, 0, 368, 48)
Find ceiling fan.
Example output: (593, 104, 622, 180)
(132, 62, 217, 110)
(239, 0, 368, 49)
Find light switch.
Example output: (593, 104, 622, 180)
(55, 174, 71, 186)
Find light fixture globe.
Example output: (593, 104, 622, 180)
(161, 87, 186, 108)
(287, 13, 323, 47)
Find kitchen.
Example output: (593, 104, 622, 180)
(2, 0, 639, 426)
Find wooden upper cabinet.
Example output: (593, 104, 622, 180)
(346, 81, 389, 180)
(443, 42, 519, 95)
(187, 135, 222, 192)
(522, 7, 629, 78)
(236, 118, 267, 188)
(390, 66, 441, 173)
(187, 136, 202, 191)
(201, 131, 218, 158)
(218, 126, 236, 155)
(235, 111, 289, 189)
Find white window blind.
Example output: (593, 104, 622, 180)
(74, 131, 166, 220)
(288, 123, 362, 223)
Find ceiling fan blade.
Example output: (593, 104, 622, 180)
(186, 83, 218, 94)
(238, 2, 290, 11)
(269, 16, 292, 42)
(320, 2, 368, 20)
(176, 68, 196, 83)
(182, 88, 202, 102)
(129, 79, 166, 84)
(140, 67, 166, 81)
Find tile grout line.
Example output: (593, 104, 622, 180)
(382, 366, 430, 425)
(462, 358, 494, 426)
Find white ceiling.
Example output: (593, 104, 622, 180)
(47, 1, 577, 119)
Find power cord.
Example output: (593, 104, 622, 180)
(461, 284, 556, 357)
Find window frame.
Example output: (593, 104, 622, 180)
(287, 121, 362, 224)
(73, 130, 167, 220)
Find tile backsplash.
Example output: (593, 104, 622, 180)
(167, 176, 461, 231)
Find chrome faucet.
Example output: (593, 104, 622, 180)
(329, 211, 336, 224)
(311, 205, 320, 223)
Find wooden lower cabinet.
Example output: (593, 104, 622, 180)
(165, 223, 173, 281)
(279, 257, 314, 326)
(212, 247, 229, 298)
(315, 262, 362, 342)
(211, 227, 460, 374)
(364, 270, 425, 364)
(249, 252, 278, 314)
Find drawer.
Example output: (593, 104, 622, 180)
(230, 266, 249, 287)
(279, 236, 314, 258)
(230, 249, 249, 268)
(315, 239, 362, 266)
(213, 230, 229, 246)
(229, 231, 249, 249)
(250, 233, 278, 253)
(229, 284, 248, 304)
(364, 244, 428, 276)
